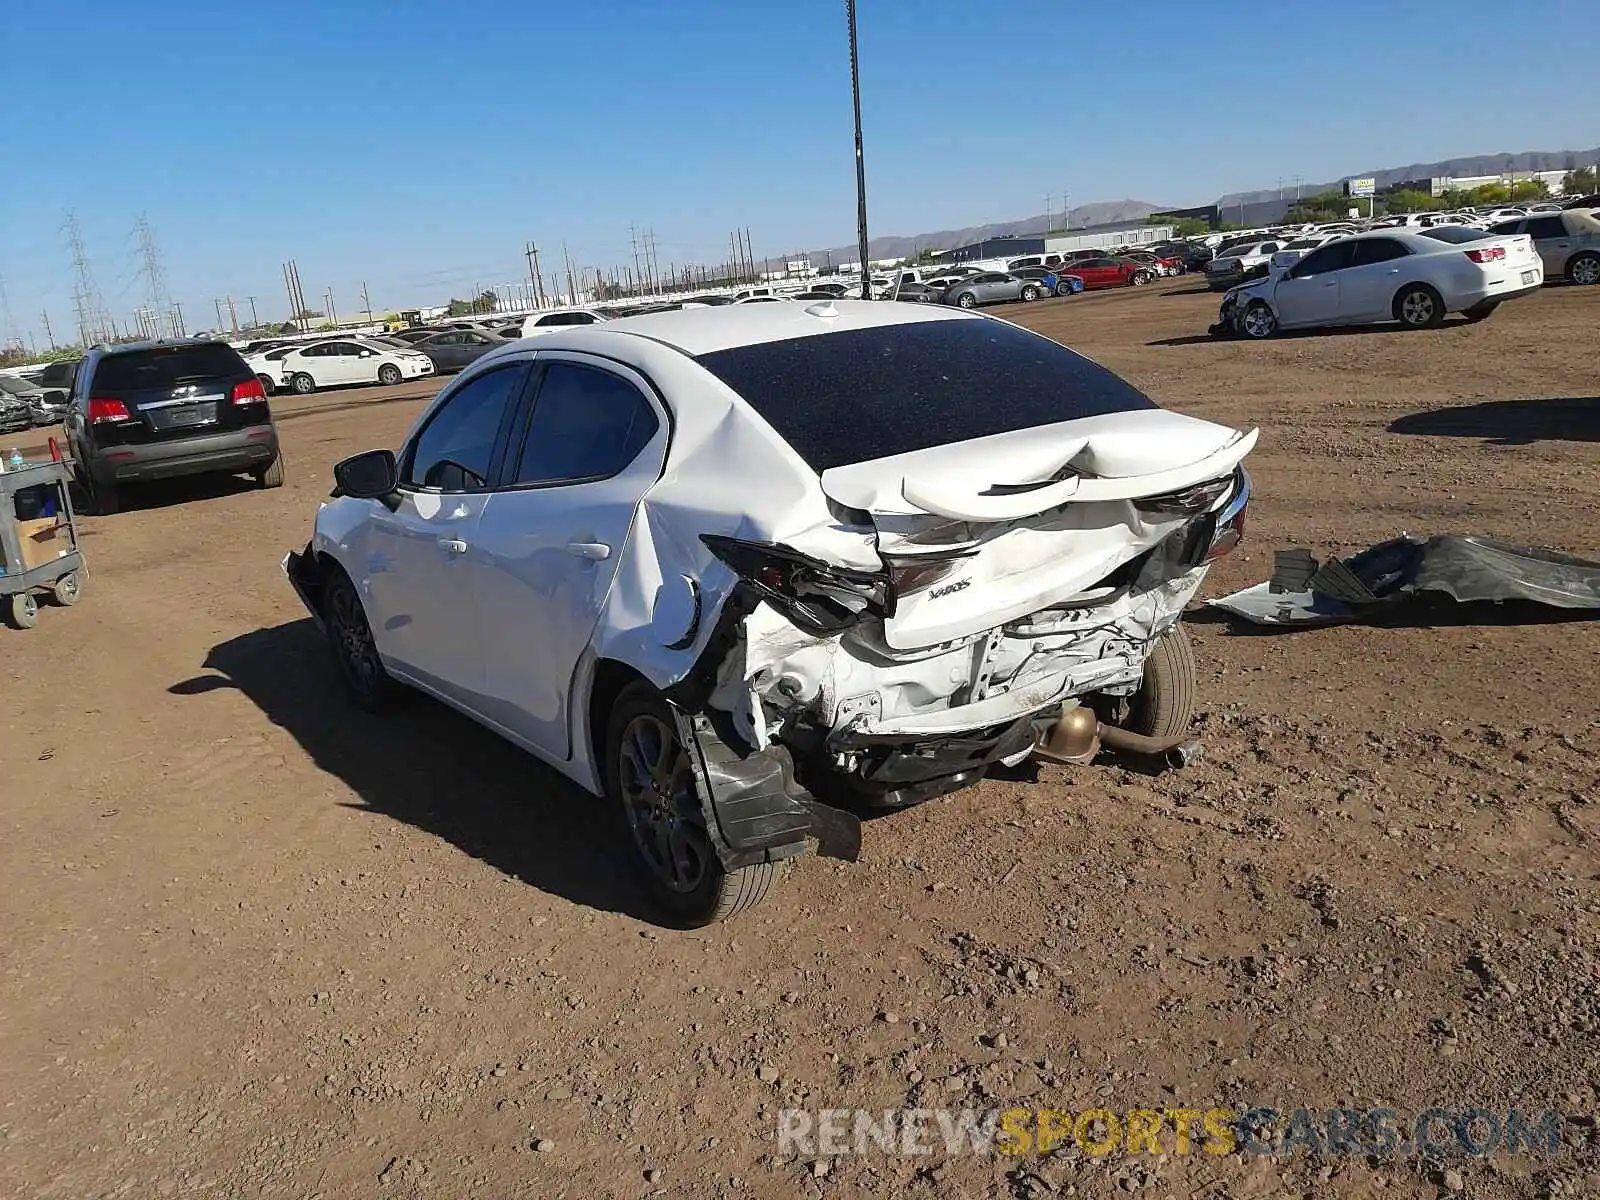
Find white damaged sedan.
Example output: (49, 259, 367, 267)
(286, 302, 1254, 923)
(1213, 227, 1543, 339)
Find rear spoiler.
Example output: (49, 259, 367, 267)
(900, 428, 1259, 522)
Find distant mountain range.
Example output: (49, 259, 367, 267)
(804, 146, 1600, 263)
(1216, 146, 1600, 208)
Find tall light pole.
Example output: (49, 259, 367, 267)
(847, 0, 870, 299)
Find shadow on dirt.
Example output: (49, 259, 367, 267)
(168, 619, 659, 922)
(1388, 396, 1600, 444)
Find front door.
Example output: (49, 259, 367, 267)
(1274, 241, 1355, 327)
(470, 355, 669, 761)
(363, 361, 532, 703)
(1337, 238, 1411, 322)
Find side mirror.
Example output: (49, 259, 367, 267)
(360, 350, 374, 358)
(334, 449, 400, 508)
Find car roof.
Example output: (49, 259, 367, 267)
(533, 298, 979, 357)
(94, 337, 231, 357)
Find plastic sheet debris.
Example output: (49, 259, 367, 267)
(1209, 536, 1600, 627)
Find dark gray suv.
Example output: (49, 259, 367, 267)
(66, 340, 283, 514)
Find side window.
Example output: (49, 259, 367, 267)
(1488, 220, 1522, 235)
(1526, 217, 1566, 239)
(510, 363, 661, 487)
(403, 365, 526, 492)
(1292, 243, 1356, 277)
(1352, 239, 1409, 266)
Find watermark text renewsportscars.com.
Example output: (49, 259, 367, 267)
(776, 1105, 1566, 1160)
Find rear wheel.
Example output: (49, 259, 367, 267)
(1097, 625, 1196, 739)
(255, 455, 285, 489)
(377, 364, 401, 386)
(1395, 283, 1445, 329)
(290, 373, 316, 395)
(1131, 270, 1153, 287)
(90, 472, 120, 515)
(1462, 300, 1499, 323)
(1055, 282, 1075, 297)
(1020, 285, 1041, 301)
(256, 373, 276, 395)
(1567, 252, 1600, 285)
(4, 591, 39, 630)
(322, 569, 402, 711)
(605, 682, 776, 926)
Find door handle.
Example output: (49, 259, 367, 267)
(437, 538, 469, 555)
(565, 541, 612, 561)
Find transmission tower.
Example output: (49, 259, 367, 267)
(133, 214, 174, 338)
(0, 273, 21, 355)
(62, 211, 108, 345)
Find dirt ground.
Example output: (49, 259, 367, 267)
(2, 281, 1596, 1200)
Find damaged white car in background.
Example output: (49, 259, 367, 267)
(285, 302, 1254, 924)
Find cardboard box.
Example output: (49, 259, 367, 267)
(16, 518, 68, 572)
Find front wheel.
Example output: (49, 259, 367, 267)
(605, 682, 776, 926)
(1020, 285, 1041, 302)
(1567, 252, 1600, 286)
(1462, 300, 1499, 323)
(1055, 282, 1075, 298)
(4, 591, 39, 630)
(290, 373, 316, 395)
(322, 569, 402, 711)
(1240, 300, 1278, 339)
(1131, 270, 1153, 287)
(1395, 284, 1445, 329)
(377, 364, 402, 386)
(955, 291, 977, 309)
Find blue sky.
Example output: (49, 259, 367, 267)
(2, 0, 1595, 345)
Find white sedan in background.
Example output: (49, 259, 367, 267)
(519, 308, 612, 337)
(1215, 227, 1543, 339)
(278, 338, 434, 395)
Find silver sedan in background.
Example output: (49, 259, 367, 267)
(941, 271, 1047, 309)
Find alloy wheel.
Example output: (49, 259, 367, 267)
(328, 582, 382, 695)
(616, 714, 711, 894)
(1570, 256, 1600, 285)
(1242, 303, 1277, 338)
(1401, 291, 1436, 325)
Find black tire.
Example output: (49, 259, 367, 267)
(256, 373, 277, 395)
(1055, 282, 1075, 298)
(1394, 283, 1445, 329)
(1097, 625, 1196, 739)
(1462, 300, 1499, 323)
(1131, 270, 1153, 287)
(1567, 252, 1600, 286)
(4, 591, 39, 630)
(290, 373, 316, 396)
(955, 291, 977, 309)
(605, 681, 776, 926)
(1020, 285, 1041, 302)
(377, 364, 402, 386)
(1240, 300, 1278, 340)
(321, 568, 403, 711)
(49, 570, 83, 607)
(256, 456, 286, 489)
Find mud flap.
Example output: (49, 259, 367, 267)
(282, 543, 326, 631)
(669, 705, 861, 870)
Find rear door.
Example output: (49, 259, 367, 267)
(470, 356, 668, 759)
(86, 343, 264, 451)
(1522, 215, 1571, 276)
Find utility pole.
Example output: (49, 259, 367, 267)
(847, 0, 871, 299)
(325, 288, 336, 324)
(1044, 192, 1052, 235)
(41, 310, 55, 349)
(525, 242, 546, 309)
(562, 241, 576, 306)
(214, 298, 225, 331)
(170, 301, 184, 338)
(630, 224, 643, 297)
(360, 282, 371, 322)
(248, 296, 259, 328)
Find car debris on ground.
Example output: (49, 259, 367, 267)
(1209, 535, 1600, 627)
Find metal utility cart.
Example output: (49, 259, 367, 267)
(1, 458, 86, 629)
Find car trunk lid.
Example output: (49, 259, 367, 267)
(820, 409, 1256, 649)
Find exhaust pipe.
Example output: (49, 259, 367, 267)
(1096, 724, 1203, 769)
(1033, 708, 1203, 770)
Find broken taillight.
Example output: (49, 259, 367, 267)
(702, 535, 888, 634)
(1204, 468, 1251, 561)
(1135, 474, 1236, 516)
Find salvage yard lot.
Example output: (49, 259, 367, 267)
(2, 281, 1596, 1199)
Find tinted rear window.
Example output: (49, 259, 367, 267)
(1419, 226, 1492, 244)
(695, 319, 1157, 472)
(92, 344, 248, 392)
